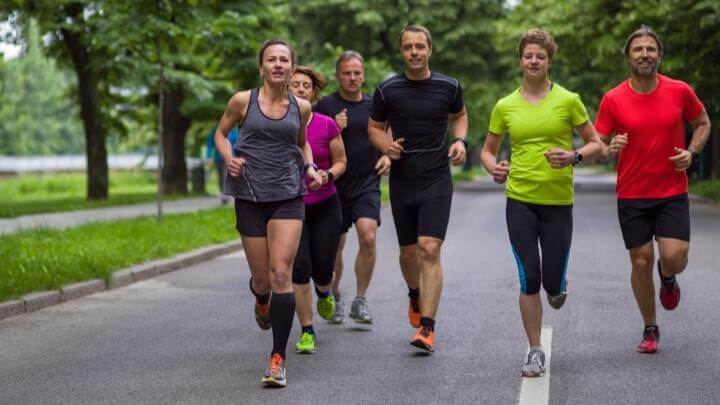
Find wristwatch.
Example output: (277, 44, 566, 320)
(573, 150, 583, 165)
(452, 137, 469, 149)
(327, 170, 335, 182)
(303, 162, 318, 173)
(689, 148, 700, 162)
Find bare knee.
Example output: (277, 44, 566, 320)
(270, 266, 292, 288)
(631, 251, 655, 274)
(660, 248, 689, 274)
(418, 239, 442, 264)
(358, 231, 377, 255)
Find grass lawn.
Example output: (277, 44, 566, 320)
(0, 169, 220, 218)
(0, 207, 236, 302)
(690, 179, 720, 202)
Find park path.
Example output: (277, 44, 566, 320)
(2, 172, 720, 404)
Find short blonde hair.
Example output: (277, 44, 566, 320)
(518, 29, 557, 60)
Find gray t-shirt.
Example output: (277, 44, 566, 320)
(225, 88, 306, 202)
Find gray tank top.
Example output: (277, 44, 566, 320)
(225, 88, 306, 202)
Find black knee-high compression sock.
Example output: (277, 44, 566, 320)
(270, 292, 295, 358)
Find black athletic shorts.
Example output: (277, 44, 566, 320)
(293, 194, 342, 286)
(617, 193, 690, 250)
(340, 191, 381, 233)
(234, 196, 304, 237)
(389, 173, 453, 246)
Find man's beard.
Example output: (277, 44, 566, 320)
(630, 57, 658, 77)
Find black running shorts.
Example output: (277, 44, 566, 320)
(389, 173, 453, 246)
(234, 196, 304, 237)
(340, 191, 381, 233)
(617, 193, 690, 250)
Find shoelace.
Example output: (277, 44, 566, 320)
(420, 325, 432, 337)
(528, 351, 544, 366)
(300, 333, 314, 344)
(269, 354, 283, 373)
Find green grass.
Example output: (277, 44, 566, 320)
(690, 180, 720, 202)
(0, 170, 220, 218)
(0, 207, 236, 302)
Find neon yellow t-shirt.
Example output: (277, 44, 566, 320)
(488, 83, 589, 205)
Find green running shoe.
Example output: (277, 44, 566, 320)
(316, 293, 336, 321)
(295, 331, 316, 354)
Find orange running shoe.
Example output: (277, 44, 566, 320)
(408, 297, 421, 328)
(255, 301, 271, 330)
(261, 353, 286, 387)
(410, 325, 435, 352)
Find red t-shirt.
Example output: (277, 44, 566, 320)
(595, 74, 705, 199)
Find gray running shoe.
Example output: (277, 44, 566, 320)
(349, 296, 373, 324)
(521, 349, 546, 377)
(328, 293, 345, 324)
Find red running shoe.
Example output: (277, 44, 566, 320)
(637, 325, 659, 354)
(658, 261, 681, 310)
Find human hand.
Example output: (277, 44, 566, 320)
(335, 109, 348, 132)
(448, 141, 467, 166)
(226, 157, 246, 177)
(387, 138, 405, 160)
(669, 146, 692, 171)
(375, 155, 391, 175)
(608, 133, 628, 158)
(492, 160, 510, 184)
(544, 147, 575, 169)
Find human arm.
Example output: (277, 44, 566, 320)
(544, 121, 603, 168)
(318, 135, 347, 185)
(669, 110, 711, 171)
(447, 107, 469, 166)
(296, 100, 323, 189)
(480, 132, 510, 184)
(214, 91, 250, 177)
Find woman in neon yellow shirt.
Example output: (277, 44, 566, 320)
(480, 28, 602, 378)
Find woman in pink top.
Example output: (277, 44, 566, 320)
(288, 66, 347, 354)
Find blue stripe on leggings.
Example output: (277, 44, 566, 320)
(560, 251, 570, 293)
(511, 245, 528, 294)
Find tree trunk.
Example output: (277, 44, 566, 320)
(161, 86, 191, 194)
(61, 28, 108, 200)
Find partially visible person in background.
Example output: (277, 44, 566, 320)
(206, 127, 238, 203)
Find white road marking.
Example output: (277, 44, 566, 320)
(518, 326, 553, 405)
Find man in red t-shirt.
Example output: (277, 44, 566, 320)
(596, 26, 711, 354)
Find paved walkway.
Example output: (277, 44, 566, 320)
(0, 196, 225, 235)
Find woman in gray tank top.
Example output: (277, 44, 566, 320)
(212, 39, 322, 388)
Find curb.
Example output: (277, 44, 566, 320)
(0, 240, 243, 322)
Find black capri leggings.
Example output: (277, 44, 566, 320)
(292, 193, 342, 286)
(506, 197, 572, 296)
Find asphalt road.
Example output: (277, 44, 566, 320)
(1, 186, 719, 404)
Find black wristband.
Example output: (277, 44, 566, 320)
(303, 163, 318, 173)
(452, 137, 468, 149)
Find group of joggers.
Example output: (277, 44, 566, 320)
(212, 24, 711, 386)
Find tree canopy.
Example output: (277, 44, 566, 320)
(1, 0, 717, 185)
